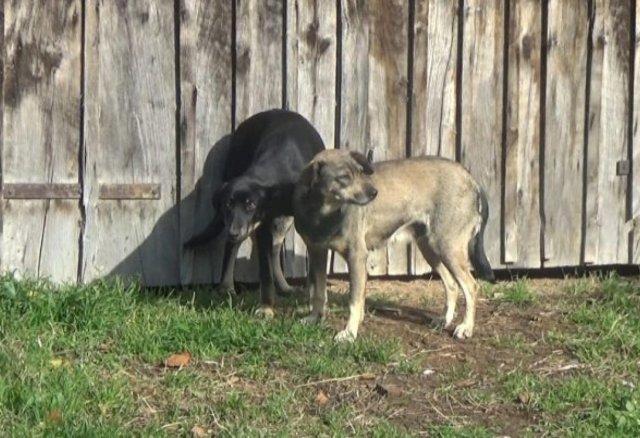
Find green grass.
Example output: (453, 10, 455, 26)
(0, 275, 405, 435)
(1, 273, 639, 435)
(490, 278, 536, 307)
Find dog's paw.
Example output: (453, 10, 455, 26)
(254, 306, 275, 319)
(334, 329, 357, 343)
(300, 314, 322, 325)
(453, 323, 473, 339)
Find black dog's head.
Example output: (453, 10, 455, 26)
(300, 149, 378, 206)
(213, 179, 267, 243)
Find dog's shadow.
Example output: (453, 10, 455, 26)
(323, 283, 443, 329)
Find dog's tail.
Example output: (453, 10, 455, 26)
(183, 215, 223, 249)
(468, 188, 495, 283)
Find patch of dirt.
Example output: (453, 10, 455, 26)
(303, 278, 584, 434)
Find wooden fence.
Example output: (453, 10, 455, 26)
(0, 0, 638, 286)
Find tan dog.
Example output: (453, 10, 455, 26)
(293, 149, 494, 342)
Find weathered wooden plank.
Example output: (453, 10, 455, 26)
(543, 0, 589, 267)
(179, 0, 233, 285)
(2, 184, 81, 199)
(504, 0, 541, 268)
(98, 183, 161, 200)
(83, 0, 178, 285)
(460, 0, 504, 268)
(286, 0, 335, 278)
(234, 0, 283, 282)
(584, 0, 631, 265)
(339, 0, 409, 276)
(632, 0, 640, 264)
(411, 0, 458, 275)
(2, 1, 82, 282)
(0, 7, 4, 272)
(285, 0, 337, 278)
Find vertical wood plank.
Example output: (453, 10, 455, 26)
(460, 0, 504, 267)
(234, 0, 283, 282)
(339, 0, 409, 276)
(0, 5, 4, 272)
(83, 0, 178, 285)
(584, 0, 631, 265)
(2, 1, 82, 282)
(504, 0, 541, 268)
(179, 0, 233, 285)
(544, 0, 589, 267)
(411, 0, 458, 275)
(632, 0, 640, 264)
(286, 0, 336, 278)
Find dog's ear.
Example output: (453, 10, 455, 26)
(350, 151, 374, 175)
(300, 161, 324, 188)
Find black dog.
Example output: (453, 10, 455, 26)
(184, 109, 325, 316)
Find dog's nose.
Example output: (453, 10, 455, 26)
(228, 230, 240, 240)
(368, 187, 378, 199)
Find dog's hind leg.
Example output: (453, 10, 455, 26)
(417, 238, 459, 329)
(270, 217, 297, 295)
(218, 241, 239, 295)
(440, 246, 478, 339)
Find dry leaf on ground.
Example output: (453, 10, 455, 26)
(315, 390, 329, 406)
(164, 351, 191, 368)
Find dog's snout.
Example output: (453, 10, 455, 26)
(367, 186, 378, 200)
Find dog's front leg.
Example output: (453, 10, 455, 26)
(300, 246, 328, 324)
(218, 241, 239, 294)
(335, 249, 368, 342)
(255, 225, 275, 318)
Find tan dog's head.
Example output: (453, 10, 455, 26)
(300, 149, 378, 206)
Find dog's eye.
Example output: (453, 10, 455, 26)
(336, 175, 351, 185)
(225, 199, 233, 208)
(245, 200, 256, 211)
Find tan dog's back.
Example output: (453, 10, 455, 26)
(363, 157, 481, 252)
